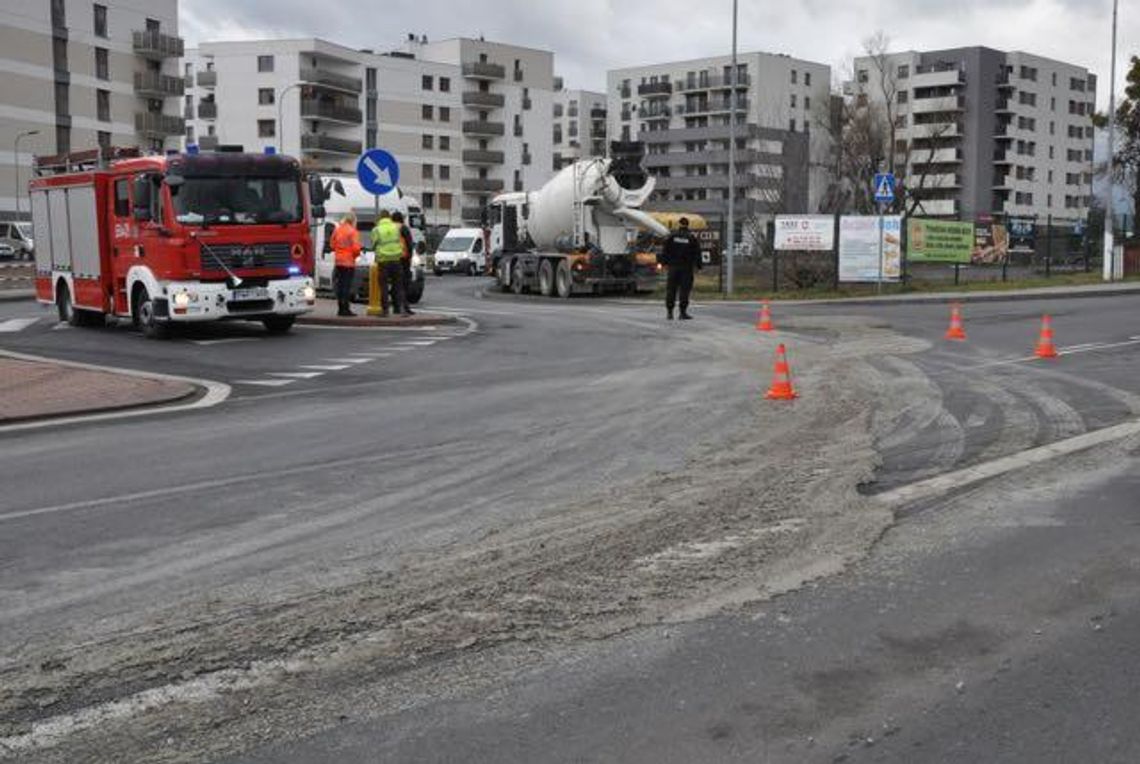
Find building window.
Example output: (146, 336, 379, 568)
(857, 69, 868, 84)
(93, 4, 108, 37)
(258, 119, 275, 137)
(439, 192, 452, 210)
(805, 71, 812, 87)
(422, 104, 434, 121)
(897, 65, 909, 80)
(257, 55, 274, 73)
(790, 69, 798, 84)
(96, 89, 110, 122)
(423, 163, 434, 180)
(439, 164, 450, 180)
(422, 134, 434, 150)
(1018, 91, 1037, 107)
(439, 77, 450, 92)
(439, 106, 450, 122)
(422, 74, 433, 91)
(95, 47, 109, 80)
(423, 192, 434, 209)
(258, 88, 274, 105)
(439, 135, 450, 151)
(97, 130, 111, 150)
(790, 93, 797, 108)
(789, 118, 796, 132)
(804, 96, 811, 110)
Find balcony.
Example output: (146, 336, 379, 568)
(197, 101, 217, 120)
(645, 148, 761, 167)
(462, 177, 505, 193)
(462, 149, 505, 165)
(590, 126, 606, 139)
(994, 122, 1012, 138)
(654, 173, 775, 191)
(620, 86, 631, 98)
(300, 99, 362, 124)
(198, 135, 219, 150)
(462, 120, 505, 136)
(638, 81, 673, 97)
(462, 91, 505, 108)
(995, 98, 1013, 112)
(590, 107, 607, 119)
(463, 61, 506, 80)
(926, 148, 963, 164)
(911, 95, 965, 114)
(917, 198, 959, 216)
(134, 71, 184, 98)
(994, 149, 1013, 164)
(300, 133, 362, 155)
(911, 68, 965, 89)
(924, 173, 963, 189)
(640, 106, 671, 120)
(993, 173, 1012, 189)
(675, 99, 749, 115)
(674, 73, 751, 92)
(298, 66, 363, 94)
(132, 29, 184, 60)
(996, 73, 1014, 89)
(196, 70, 217, 88)
(135, 111, 185, 136)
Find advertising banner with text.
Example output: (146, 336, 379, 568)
(774, 215, 835, 251)
(907, 218, 973, 263)
(839, 216, 902, 282)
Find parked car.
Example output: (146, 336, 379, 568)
(433, 227, 486, 276)
(0, 221, 34, 260)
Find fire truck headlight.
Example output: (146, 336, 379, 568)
(172, 291, 192, 308)
(300, 285, 316, 302)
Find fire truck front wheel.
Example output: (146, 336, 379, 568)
(133, 286, 171, 340)
(261, 316, 296, 335)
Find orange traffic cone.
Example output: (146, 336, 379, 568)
(755, 301, 775, 332)
(945, 303, 967, 341)
(765, 343, 798, 400)
(1035, 315, 1059, 359)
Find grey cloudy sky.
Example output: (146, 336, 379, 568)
(181, 0, 1131, 107)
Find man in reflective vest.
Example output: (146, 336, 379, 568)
(331, 211, 361, 316)
(370, 210, 407, 317)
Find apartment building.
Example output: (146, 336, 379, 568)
(850, 47, 1096, 221)
(552, 84, 607, 171)
(0, 0, 183, 219)
(607, 52, 832, 230)
(184, 38, 462, 227)
(410, 37, 556, 223)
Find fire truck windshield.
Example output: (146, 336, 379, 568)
(171, 176, 303, 226)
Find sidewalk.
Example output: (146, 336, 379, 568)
(297, 298, 458, 327)
(0, 356, 198, 424)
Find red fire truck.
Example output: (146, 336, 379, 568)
(30, 146, 318, 338)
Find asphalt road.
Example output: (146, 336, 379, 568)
(4, 281, 1140, 762)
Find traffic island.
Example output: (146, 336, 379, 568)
(0, 357, 199, 425)
(296, 298, 458, 327)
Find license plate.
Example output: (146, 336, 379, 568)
(232, 287, 268, 301)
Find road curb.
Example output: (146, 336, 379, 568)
(0, 289, 35, 303)
(0, 349, 231, 434)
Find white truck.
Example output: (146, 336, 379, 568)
(312, 175, 427, 304)
(490, 142, 669, 297)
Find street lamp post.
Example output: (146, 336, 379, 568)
(1104, 0, 1119, 281)
(277, 82, 304, 155)
(725, 0, 738, 295)
(13, 129, 40, 221)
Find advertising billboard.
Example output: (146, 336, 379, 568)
(839, 216, 902, 282)
(774, 215, 835, 251)
(907, 219, 973, 263)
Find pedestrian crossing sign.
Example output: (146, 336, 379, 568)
(873, 173, 895, 204)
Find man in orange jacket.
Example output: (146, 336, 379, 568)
(330, 211, 361, 316)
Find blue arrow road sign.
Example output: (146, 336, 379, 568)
(357, 148, 400, 195)
(873, 172, 895, 204)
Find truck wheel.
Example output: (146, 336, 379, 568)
(537, 260, 555, 296)
(555, 260, 573, 298)
(56, 283, 75, 325)
(510, 263, 525, 295)
(262, 315, 296, 334)
(498, 260, 512, 292)
(135, 288, 171, 340)
(407, 282, 424, 305)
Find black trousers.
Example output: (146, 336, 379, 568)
(381, 261, 406, 314)
(665, 267, 694, 313)
(333, 265, 355, 311)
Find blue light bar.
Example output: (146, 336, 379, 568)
(186, 144, 200, 155)
(264, 146, 277, 155)
(288, 265, 301, 275)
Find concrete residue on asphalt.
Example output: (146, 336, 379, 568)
(0, 315, 931, 763)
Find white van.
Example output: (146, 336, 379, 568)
(0, 221, 34, 260)
(312, 176, 427, 303)
(433, 227, 486, 276)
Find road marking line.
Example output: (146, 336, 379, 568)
(394, 340, 436, 347)
(267, 371, 324, 379)
(962, 339, 1140, 370)
(347, 352, 392, 358)
(324, 357, 373, 364)
(878, 417, 1140, 509)
(299, 364, 350, 371)
(0, 349, 230, 434)
(234, 379, 295, 387)
(0, 317, 40, 332)
(189, 338, 259, 346)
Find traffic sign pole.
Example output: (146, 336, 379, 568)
(872, 173, 895, 294)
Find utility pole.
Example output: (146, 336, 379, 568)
(1104, 0, 1119, 281)
(725, 0, 738, 295)
(13, 130, 40, 221)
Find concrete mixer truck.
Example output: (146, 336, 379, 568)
(490, 142, 669, 297)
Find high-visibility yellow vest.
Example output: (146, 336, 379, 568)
(371, 219, 404, 263)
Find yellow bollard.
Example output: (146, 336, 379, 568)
(366, 260, 382, 316)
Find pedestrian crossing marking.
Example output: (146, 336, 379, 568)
(234, 379, 295, 387)
(300, 364, 351, 371)
(268, 371, 325, 379)
(0, 317, 40, 333)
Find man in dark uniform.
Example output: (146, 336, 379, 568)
(658, 217, 702, 320)
(391, 211, 416, 316)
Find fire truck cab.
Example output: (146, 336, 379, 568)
(30, 146, 317, 338)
